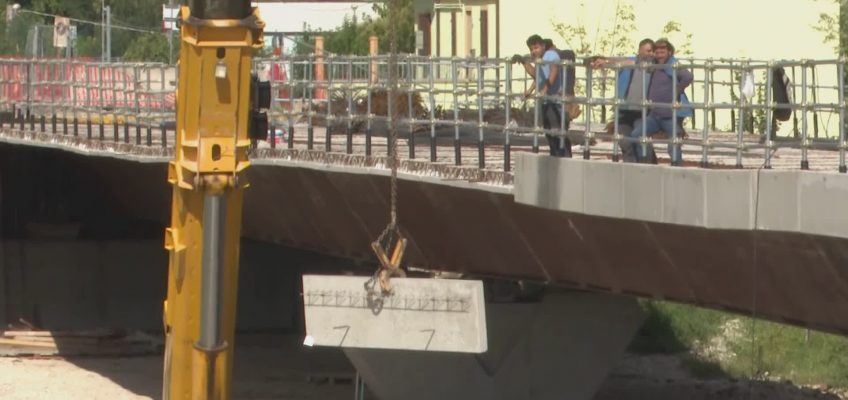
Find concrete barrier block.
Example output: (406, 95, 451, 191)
(514, 154, 584, 213)
(513, 153, 543, 206)
(705, 170, 757, 230)
(622, 163, 664, 222)
(756, 170, 800, 233)
(662, 167, 706, 226)
(583, 162, 624, 218)
(798, 172, 848, 239)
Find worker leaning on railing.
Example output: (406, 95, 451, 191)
(592, 38, 694, 165)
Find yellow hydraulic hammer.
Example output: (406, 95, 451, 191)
(162, 1, 267, 399)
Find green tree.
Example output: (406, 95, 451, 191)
(294, 0, 415, 56)
(551, 1, 693, 58)
(0, 0, 170, 61)
(122, 32, 169, 63)
(812, 0, 839, 54)
(660, 20, 693, 56)
(841, 0, 847, 58)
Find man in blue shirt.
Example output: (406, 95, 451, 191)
(591, 38, 655, 162)
(520, 35, 570, 157)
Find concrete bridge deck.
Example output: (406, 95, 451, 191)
(1, 117, 847, 339)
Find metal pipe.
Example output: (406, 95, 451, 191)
(365, 57, 372, 156)
(839, 61, 846, 173)
(307, 56, 314, 150)
(199, 194, 226, 349)
(504, 59, 512, 171)
(710, 65, 716, 131)
(452, 59, 461, 164)
(583, 65, 592, 160)
(476, 59, 484, 168)
(533, 61, 540, 154)
(690, 75, 696, 130)
(730, 66, 737, 132)
(86, 65, 92, 139)
(326, 59, 333, 152)
(409, 58, 416, 160)
(287, 58, 295, 150)
(198, 193, 227, 399)
(765, 66, 774, 169)
(801, 64, 809, 170)
(812, 65, 820, 138)
(792, 66, 799, 137)
(347, 59, 354, 154)
(560, 61, 567, 158)
(99, 65, 105, 140)
(611, 66, 620, 162)
(701, 62, 711, 168)
(671, 62, 679, 166)
(640, 64, 648, 162)
(429, 58, 437, 162)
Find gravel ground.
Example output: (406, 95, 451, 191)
(0, 337, 843, 400)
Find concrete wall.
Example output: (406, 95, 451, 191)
(514, 153, 848, 240)
(0, 239, 351, 332)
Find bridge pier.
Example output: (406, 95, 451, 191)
(344, 291, 644, 400)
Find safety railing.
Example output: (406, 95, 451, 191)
(0, 55, 845, 174)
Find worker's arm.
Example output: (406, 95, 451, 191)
(522, 60, 536, 78)
(677, 66, 694, 93)
(590, 56, 636, 69)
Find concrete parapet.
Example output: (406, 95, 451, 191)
(515, 153, 848, 239)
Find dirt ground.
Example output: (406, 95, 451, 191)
(0, 335, 844, 400)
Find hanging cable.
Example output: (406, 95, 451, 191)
(367, 0, 407, 297)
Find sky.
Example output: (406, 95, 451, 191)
(537, 0, 838, 60)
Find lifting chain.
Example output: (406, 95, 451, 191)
(369, 0, 407, 297)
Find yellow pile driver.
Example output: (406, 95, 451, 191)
(161, 1, 268, 398)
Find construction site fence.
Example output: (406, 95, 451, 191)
(0, 55, 845, 172)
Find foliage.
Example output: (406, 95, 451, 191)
(551, 1, 693, 58)
(0, 0, 171, 61)
(631, 299, 848, 387)
(552, 1, 636, 57)
(812, 0, 840, 55)
(293, 0, 415, 56)
(122, 33, 169, 63)
(660, 20, 693, 56)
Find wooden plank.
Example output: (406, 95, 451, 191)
(2, 329, 119, 338)
(0, 337, 57, 348)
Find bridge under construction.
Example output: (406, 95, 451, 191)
(0, 4, 847, 398)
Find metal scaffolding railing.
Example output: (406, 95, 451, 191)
(0, 55, 845, 174)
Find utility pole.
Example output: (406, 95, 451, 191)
(168, 0, 175, 64)
(100, 0, 111, 62)
(101, 0, 104, 61)
(105, 5, 111, 62)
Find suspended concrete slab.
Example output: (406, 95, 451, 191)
(301, 275, 487, 353)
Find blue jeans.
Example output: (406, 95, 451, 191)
(628, 114, 683, 164)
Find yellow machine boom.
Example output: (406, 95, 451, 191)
(162, 1, 266, 398)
